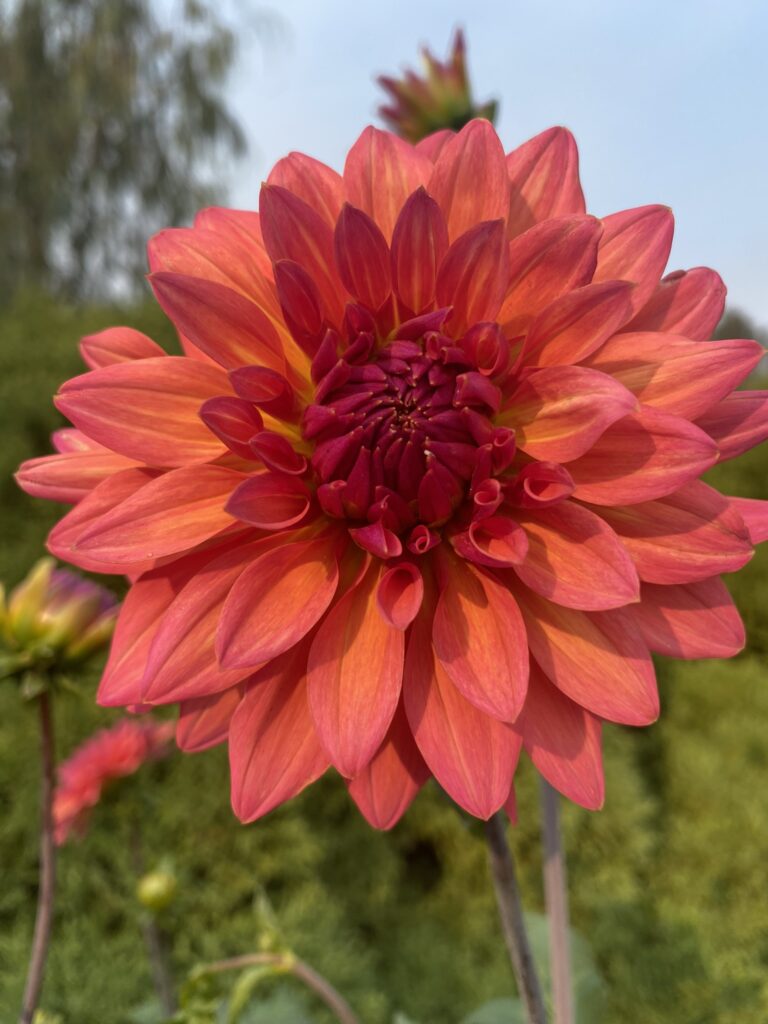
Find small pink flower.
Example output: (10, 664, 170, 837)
(18, 119, 768, 830)
(54, 718, 174, 843)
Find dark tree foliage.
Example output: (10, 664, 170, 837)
(0, 0, 246, 299)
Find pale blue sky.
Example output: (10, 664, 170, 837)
(224, 0, 768, 327)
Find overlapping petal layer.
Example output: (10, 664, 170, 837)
(20, 118, 767, 829)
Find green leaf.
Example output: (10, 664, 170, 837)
(225, 965, 276, 1024)
(460, 998, 526, 1024)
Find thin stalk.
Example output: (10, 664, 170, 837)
(484, 813, 548, 1024)
(129, 824, 176, 1016)
(205, 952, 360, 1024)
(19, 692, 56, 1024)
(540, 780, 574, 1024)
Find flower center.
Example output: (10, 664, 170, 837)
(302, 333, 514, 546)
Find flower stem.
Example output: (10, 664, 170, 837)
(540, 780, 574, 1024)
(129, 824, 176, 1017)
(205, 952, 360, 1024)
(484, 813, 548, 1024)
(19, 691, 56, 1024)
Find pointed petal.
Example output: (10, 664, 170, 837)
(150, 273, 288, 373)
(594, 481, 753, 584)
(79, 327, 165, 368)
(16, 449, 138, 504)
(500, 366, 637, 462)
(267, 151, 344, 227)
(506, 127, 585, 237)
(728, 497, 768, 544)
(343, 126, 432, 240)
(199, 396, 264, 460)
(259, 184, 346, 325)
(391, 187, 449, 313)
(142, 537, 277, 702)
(47, 468, 161, 574)
(569, 407, 718, 504)
(428, 119, 510, 240)
(334, 203, 391, 310)
(436, 219, 509, 334)
(594, 205, 674, 316)
(225, 473, 312, 531)
(217, 535, 340, 669)
(54, 357, 231, 467)
(635, 578, 745, 658)
(307, 564, 404, 776)
(517, 590, 659, 725)
(498, 216, 602, 334)
(584, 333, 763, 420)
(377, 562, 424, 630)
(347, 702, 429, 830)
(520, 664, 604, 810)
(432, 554, 529, 721)
(404, 610, 521, 818)
(621, 267, 726, 340)
(74, 465, 242, 565)
(521, 281, 635, 368)
(695, 391, 768, 461)
(177, 686, 243, 752)
(229, 645, 329, 822)
(415, 129, 453, 162)
(513, 501, 640, 609)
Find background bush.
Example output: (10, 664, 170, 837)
(1, 294, 767, 1023)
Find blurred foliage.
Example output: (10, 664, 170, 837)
(1, 294, 767, 1023)
(0, 0, 247, 302)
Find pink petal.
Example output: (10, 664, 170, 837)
(569, 406, 718, 505)
(79, 327, 165, 368)
(521, 280, 635, 368)
(500, 366, 637, 462)
(621, 267, 726, 340)
(334, 203, 391, 310)
(377, 562, 424, 629)
(177, 685, 244, 753)
(347, 703, 430, 830)
(217, 534, 340, 669)
(432, 554, 529, 721)
(436, 219, 509, 334)
(428, 119, 510, 240)
(16, 449, 138, 505)
(498, 216, 603, 335)
(404, 611, 521, 818)
(142, 536, 278, 702)
(267, 151, 344, 227)
(728, 497, 768, 544)
(391, 187, 449, 313)
(695, 391, 768, 462)
(519, 663, 604, 810)
(150, 273, 288, 373)
(229, 643, 329, 822)
(593, 205, 674, 316)
(74, 465, 243, 565)
(55, 357, 231, 467)
(584, 333, 763, 420)
(517, 590, 659, 726)
(225, 473, 312, 531)
(513, 501, 640, 609)
(307, 564, 404, 777)
(506, 127, 586, 237)
(594, 481, 753, 584)
(416, 129, 454, 161)
(199, 396, 264, 460)
(634, 578, 745, 658)
(48, 468, 161, 574)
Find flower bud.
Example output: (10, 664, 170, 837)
(137, 868, 177, 912)
(377, 29, 498, 143)
(2, 558, 118, 674)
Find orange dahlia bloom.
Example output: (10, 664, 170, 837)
(53, 718, 174, 843)
(18, 120, 768, 829)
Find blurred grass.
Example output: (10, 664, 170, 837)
(1, 292, 767, 1022)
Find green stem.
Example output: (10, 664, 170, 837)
(540, 780, 574, 1024)
(19, 692, 56, 1024)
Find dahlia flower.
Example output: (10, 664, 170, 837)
(1, 558, 117, 676)
(17, 119, 768, 829)
(378, 29, 497, 142)
(53, 717, 174, 843)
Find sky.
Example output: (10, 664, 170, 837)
(224, 0, 768, 327)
